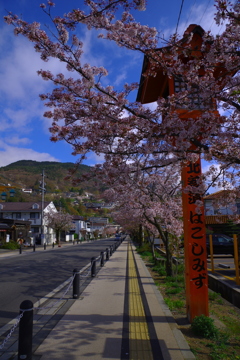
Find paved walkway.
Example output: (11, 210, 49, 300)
(32, 239, 195, 360)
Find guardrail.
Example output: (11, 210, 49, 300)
(0, 238, 124, 359)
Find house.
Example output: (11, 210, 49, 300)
(0, 218, 31, 244)
(88, 217, 109, 226)
(0, 201, 57, 245)
(204, 190, 240, 234)
(22, 188, 33, 194)
(88, 217, 111, 237)
(70, 215, 89, 240)
(84, 202, 103, 209)
(204, 190, 240, 216)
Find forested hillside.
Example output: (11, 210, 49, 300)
(0, 160, 109, 217)
(0, 160, 93, 193)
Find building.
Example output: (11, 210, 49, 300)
(204, 190, 240, 216)
(204, 190, 240, 234)
(0, 218, 31, 245)
(70, 215, 89, 240)
(0, 201, 57, 244)
(22, 188, 33, 194)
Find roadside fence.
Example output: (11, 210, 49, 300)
(0, 238, 123, 360)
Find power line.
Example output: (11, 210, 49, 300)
(199, 0, 212, 25)
(176, 0, 185, 34)
(184, 0, 197, 30)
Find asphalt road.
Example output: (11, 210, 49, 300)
(0, 239, 117, 329)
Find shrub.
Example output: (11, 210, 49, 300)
(191, 315, 219, 339)
(0, 241, 19, 250)
(136, 243, 151, 254)
(165, 287, 182, 294)
(152, 264, 166, 276)
(136, 243, 153, 260)
(165, 275, 185, 284)
(164, 298, 184, 310)
(166, 281, 183, 288)
(209, 291, 221, 301)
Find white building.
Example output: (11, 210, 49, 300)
(0, 201, 57, 244)
(71, 215, 89, 240)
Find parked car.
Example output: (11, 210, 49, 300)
(206, 234, 235, 256)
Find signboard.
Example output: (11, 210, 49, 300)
(182, 156, 208, 321)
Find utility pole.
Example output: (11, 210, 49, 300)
(39, 170, 46, 245)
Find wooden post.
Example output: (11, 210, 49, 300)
(233, 235, 240, 285)
(181, 155, 209, 322)
(136, 24, 230, 322)
(209, 235, 214, 273)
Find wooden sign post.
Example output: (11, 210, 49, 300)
(136, 24, 218, 321)
(181, 155, 208, 320)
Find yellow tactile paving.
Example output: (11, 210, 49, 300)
(128, 242, 154, 360)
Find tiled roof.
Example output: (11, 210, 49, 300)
(72, 215, 85, 221)
(205, 215, 240, 224)
(0, 201, 51, 211)
(204, 190, 233, 200)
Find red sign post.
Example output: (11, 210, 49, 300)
(136, 24, 220, 321)
(181, 156, 209, 320)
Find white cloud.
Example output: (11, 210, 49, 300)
(162, 2, 225, 41)
(5, 136, 31, 146)
(143, 101, 158, 111)
(85, 151, 105, 166)
(114, 71, 127, 86)
(0, 28, 70, 102)
(0, 140, 59, 167)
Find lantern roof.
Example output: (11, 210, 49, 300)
(136, 24, 205, 104)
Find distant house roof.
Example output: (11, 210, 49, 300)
(91, 222, 107, 227)
(84, 203, 103, 209)
(0, 201, 52, 212)
(204, 190, 234, 200)
(205, 215, 240, 224)
(72, 215, 85, 221)
(89, 217, 109, 223)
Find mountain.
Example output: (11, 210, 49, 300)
(0, 160, 97, 195)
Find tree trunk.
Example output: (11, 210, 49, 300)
(56, 230, 61, 247)
(146, 229, 156, 260)
(164, 233, 173, 276)
(138, 224, 143, 246)
(157, 228, 173, 276)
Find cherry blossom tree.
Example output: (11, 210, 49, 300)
(102, 226, 117, 238)
(4, 0, 240, 203)
(45, 209, 74, 246)
(104, 163, 183, 275)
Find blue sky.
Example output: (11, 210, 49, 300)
(0, 0, 225, 168)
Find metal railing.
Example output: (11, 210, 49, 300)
(0, 238, 123, 359)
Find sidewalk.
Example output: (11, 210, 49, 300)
(32, 239, 195, 360)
